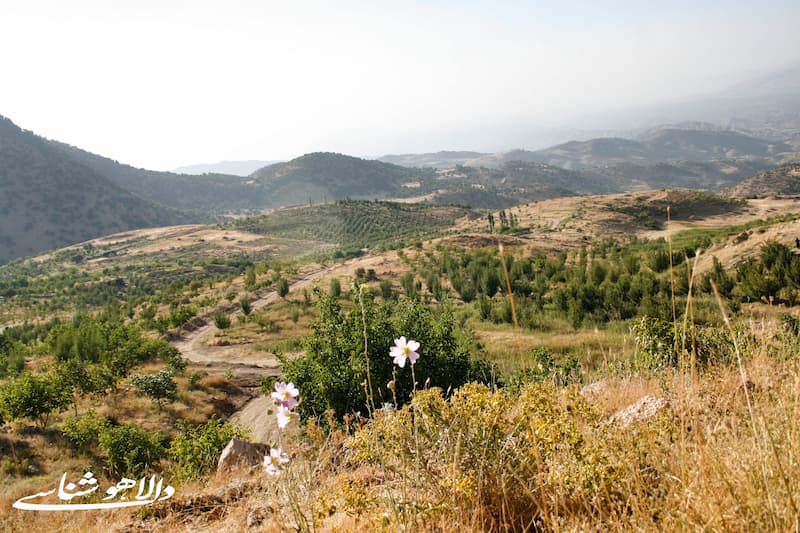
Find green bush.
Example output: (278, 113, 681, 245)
(0, 371, 71, 427)
(506, 348, 581, 391)
(240, 296, 252, 316)
(130, 370, 177, 412)
(169, 417, 249, 480)
(631, 316, 677, 370)
(0, 333, 26, 378)
(213, 311, 232, 329)
(281, 289, 493, 422)
(62, 409, 110, 451)
(98, 423, 167, 478)
(276, 277, 290, 298)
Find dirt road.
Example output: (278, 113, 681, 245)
(169, 254, 397, 385)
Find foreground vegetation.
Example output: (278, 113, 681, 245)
(3, 196, 800, 531)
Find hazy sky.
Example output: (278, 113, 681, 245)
(2, 0, 799, 170)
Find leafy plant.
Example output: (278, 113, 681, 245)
(169, 417, 249, 480)
(98, 423, 166, 478)
(130, 370, 177, 412)
(0, 371, 71, 428)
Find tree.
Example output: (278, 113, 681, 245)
(281, 289, 492, 422)
(240, 296, 252, 316)
(130, 370, 177, 412)
(244, 266, 257, 290)
(276, 277, 290, 298)
(0, 372, 71, 428)
(329, 277, 341, 298)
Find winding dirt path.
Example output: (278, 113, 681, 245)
(169, 255, 394, 384)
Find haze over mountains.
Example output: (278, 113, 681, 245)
(2, 65, 800, 266)
(172, 160, 284, 176)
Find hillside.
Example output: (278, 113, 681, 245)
(250, 153, 436, 206)
(0, 115, 189, 264)
(49, 141, 261, 213)
(229, 199, 478, 251)
(727, 162, 800, 198)
(465, 128, 794, 170)
(587, 159, 771, 191)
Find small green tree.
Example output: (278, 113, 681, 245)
(0, 372, 71, 428)
(213, 311, 231, 329)
(276, 277, 290, 298)
(282, 289, 492, 422)
(240, 296, 252, 316)
(98, 423, 166, 478)
(329, 277, 341, 298)
(130, 370, 177, 412)
(169, 417, 249, 480)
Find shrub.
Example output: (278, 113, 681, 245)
(329, 277, 341, 298)
(631, 316, 676, 370)
(169, 417, 249, 480)
(506, 347, 581, 391)
(277, 277, 290, 298)
(240, 296, 252, 316)
(130, 370, 177, 412)
(0, 333, 26, 378)
(0, 372, 71, 427)
(213, 311, 232, 329)
(98, 423, 166, 478)
(62, 409, 110, 451)
(281, 289, 493, 422)
(347, 383, 620, 530)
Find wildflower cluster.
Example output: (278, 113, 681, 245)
(264, 381, 300, 476)
(272, 381, 300, 429)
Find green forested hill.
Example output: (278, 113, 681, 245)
(250, 152, 436, 205)
(230, 199, 477, 250)
(49, 141, 261, 213)
(0, 115, 190, 264)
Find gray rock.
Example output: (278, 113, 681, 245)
(610, 395, 667, 428)
(217, 438, 269, 472)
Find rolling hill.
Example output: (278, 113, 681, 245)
(0, 115, 190, 264)
(249, 153, 437, 206)
(229, 199, 477, 250)
(49, 141, 261, 213)
(727, 162, 800, 198)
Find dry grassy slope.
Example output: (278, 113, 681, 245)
(450, 190, 800, 272)
(726, 162, 800, 198)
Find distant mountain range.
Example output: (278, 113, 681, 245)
(3, 109, 800, 264)
(172, 160, 284, 176)
(0, 115, 190, 264)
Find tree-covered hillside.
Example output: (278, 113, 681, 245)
(0, 115, 190, 264)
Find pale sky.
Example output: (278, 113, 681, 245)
(1, 0, 799, 170)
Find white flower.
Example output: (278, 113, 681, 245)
(390, 336, 420, 368)
(264, 447, 290, 476)
(271, 382, 300, 409)
(276, 404, 296, 429)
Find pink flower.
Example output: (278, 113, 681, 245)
(264, 447, 289, 476)
(390, 336, 420, 368)
(271, 382, 300, 409)
(276, 404, 296, 429)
